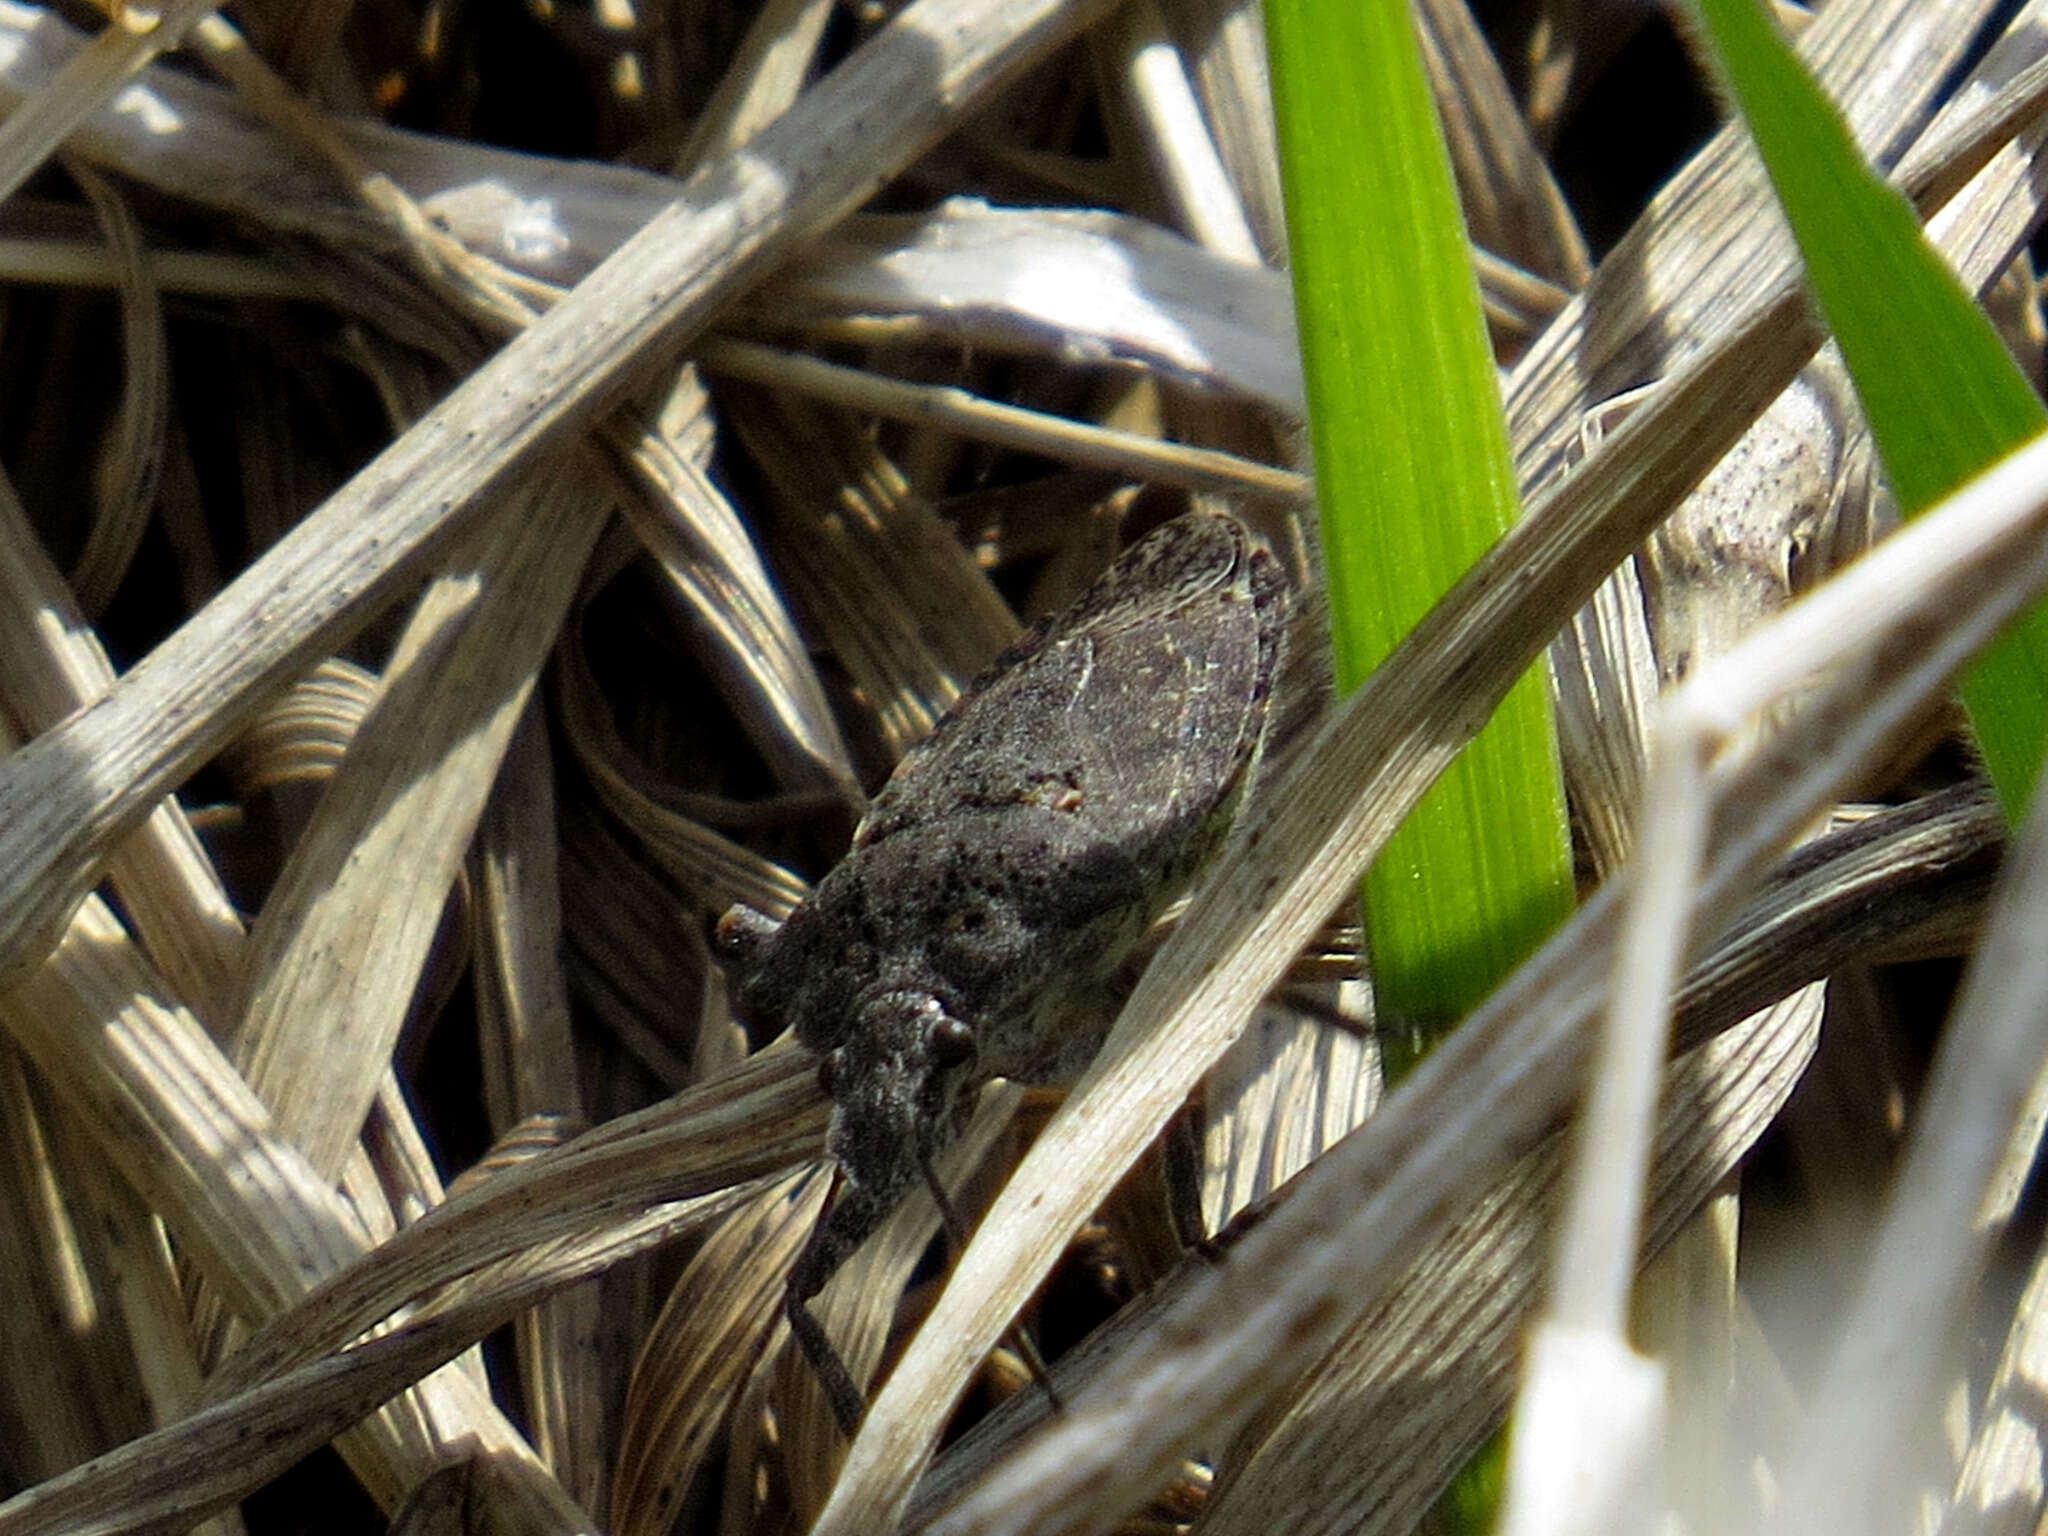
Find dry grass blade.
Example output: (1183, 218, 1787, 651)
(0, 236, 311, 300)
(1549, 559, 1658, 873)
(1504, 0, 1997, 481)
(1944, 1216, 2048, 1536)
(1199, 992, 1379, 1233)
(0, 464, 244, 1029)
(200, 1049, 824, 1398)
(1414, 0, 1588, 289)
(1758, 477, 2048, 1530)
(721, 386, 1020, 756)
(472, 709, 583, 1134)
(0, 890, 536, 1511)
(1155, 0, 1282, 260)
(220, 660, 378, 794)
(0, 1334, 485, 1536)
(0, 0, 1123, 988)
(556, 810, 739, 1092)
(61, 158, 167, 621)
(1098, 0, 1261, 262)
(473, 701, 602, 1510)
(552, 624, 811, 918)
(0, 1040, 164, 1487)
(611, 1170, 823, 1536)
(600, 407, 859, 809)
(1194, 987, 1824, 1536)
(0, 1248, 629, 1536)
(696, 336, 1310, 500)
(673, 0, 834, 169)
(1667, 786, 2000, 1019)
(0, 0, 221, 209)
(748, 205, 1305, 412)
(233, 472, 607, 1181)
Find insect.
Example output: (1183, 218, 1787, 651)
(717, 512, 1288, 1434)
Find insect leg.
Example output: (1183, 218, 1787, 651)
(785, 1285, 867, 1437)
(786, 1207, 870, 1437)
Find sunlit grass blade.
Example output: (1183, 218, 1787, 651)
(1691, 0, 2048, 813)
(1264, 0, 1574, 1036)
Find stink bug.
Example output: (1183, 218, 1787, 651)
(719, 512, 1288, 1433)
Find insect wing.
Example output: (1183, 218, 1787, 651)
(855, 514, 1284, 871)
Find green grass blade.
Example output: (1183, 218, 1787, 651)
(1264, 0, 1574, 1033)
(1691, 0, 2048, 813)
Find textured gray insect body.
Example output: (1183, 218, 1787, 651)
(718, 512, 1287, 1433)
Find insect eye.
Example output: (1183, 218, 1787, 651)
(816, 1051, 842, 1098)
(714, 904, 779, 961)
(928, 1015, 976, 1067)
